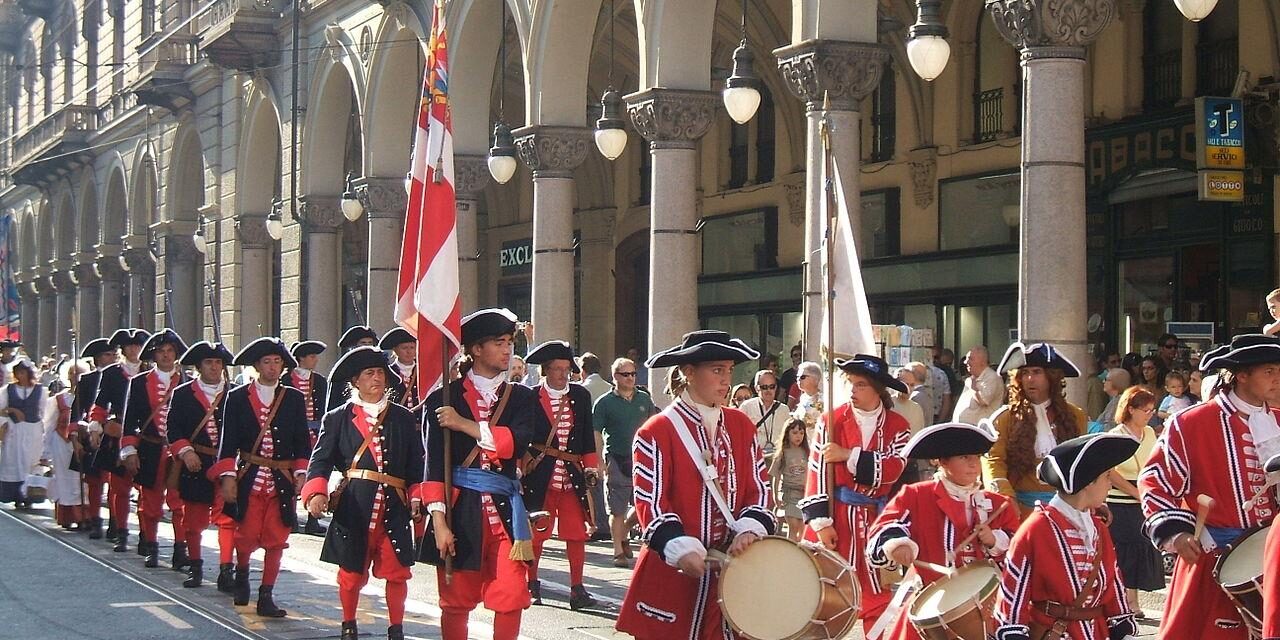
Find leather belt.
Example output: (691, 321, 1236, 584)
(192, 444, 218, 457)
(346, 468, 409, 503)
(139, 434, 166, 445)
(1033, 600, 1104, 621)
(529, 443, 583, 464)
(242, 452, 293, 472)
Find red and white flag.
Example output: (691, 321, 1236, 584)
(396, 0, 461, 397)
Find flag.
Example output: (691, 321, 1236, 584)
(0, 216, 19, 342)
(396, 0, 461, 397)
(821, 158, 875, 365)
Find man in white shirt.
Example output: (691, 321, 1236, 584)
(891, 368, 927, 433)
(952, 346, 1004, 425)
(908, 361, 937, 422)
(738, 370, 790, 458)
(578, 352, 613, 403)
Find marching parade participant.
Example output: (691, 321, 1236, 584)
(1143, 333, 1280, 639)
(303, 346, 425, 640)
(71, 338, 117, 539)
(993, 433, 1139, 640)
(865, 421, 1020, 640)
(86, 328, 150, 551)
(420, 308, 537, 640)
(521, 340, 600, 610)
(800, 353, 911, 633)
(283, 339, 329, 536)
(166, 341, 236, 590)
(615, 330, 775, 640)
(330, 326, 379, 410)
(982, 342, 1087, 518)
(379, 327, 421, 413)
(1260, 450, 1280, 640)
(119, 328, 190, 570)
(211, 337, 312, 617)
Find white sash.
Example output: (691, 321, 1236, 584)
(668, 404, 741, 534)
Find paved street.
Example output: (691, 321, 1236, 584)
(1, 502, 1170, 639)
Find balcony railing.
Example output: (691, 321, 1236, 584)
(1143, 49, 1182, 110)
(131, 32, 200, 111)
(10, 104, 98, 185)
(196, 0, 283, 70)
(1196, 37, 1238, 97)
(974, 88, 1004, 143)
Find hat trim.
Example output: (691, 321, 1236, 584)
(901, 421, 997, 458)
(1213, 342, 1280, 370)
(644, 340, 760, 368)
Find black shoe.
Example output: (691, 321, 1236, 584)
(387, 623, 404, 640)
(528, 580, 542, 606)
(144, 542, 159, 568)
(88, 518, 103, 539)
(233, 566, 251, 606)
(340, 621, 359, 640)
(183, 560, 204, 588)
(112, 531, 129, 553)
(588, 530, 611, 542)
(105, 525, 117, 543)
(256, 585, 287, 618)
(171, 542, 190, 571)
(216, 563, 235, 593)
(304, 515, 327, 536)
(136, 536, 147, 556)
(569, 584, 597, 611)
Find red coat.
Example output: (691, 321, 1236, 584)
(866, 479, 1020, 640)
(800, 403, 910, 625)
(1140, 393, 1276, 639)
(994, 503, 1135, 640)
(616, 400, 774, 640)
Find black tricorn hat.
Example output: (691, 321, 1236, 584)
(1037, 433, 1140, 494)
(998, 341, 1081, 378)
(338, 325, 378, 350)
(900, 421, 998, 460)
(0, 339, 21, 349)
(461, 308, 518, 347)
(525, 340, 580, 373)
(80, 338, 116, 359)
(290, 340, 327, 360)
(233, 337, 298, 369)
(140, 328, 187, 360)
(835, 354, 908, 394)
(645, 330, 760, 369)
(329, 345, 396, 388)
(1200, 334, 1280, 372)
(109, 328, 151, 348)
(180, 341, 234, 367)
(378, 327, 416, 350)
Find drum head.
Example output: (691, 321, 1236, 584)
(719, 537, 822, 640)
(1217, 525, 1270, 587)
(910, 563, 1000, 626)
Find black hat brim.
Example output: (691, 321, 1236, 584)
(646, 342, 759, 369)
(378, 328, 416, 350)
(1038, 433, 1140, 494)
(180, 341, 234, 367)
(1203, 335, 1280, 372)
(290, 340, 328, 359)
(141, 329, 188, 360)
(329, 346, 397, 389)
(109, 328, 151, 348)
(525, 341, 580, 373)
(835, 356, 908, 394)
(901, 422, 997, 459)
(233, 338, 299, 369)
(338, 326, 378, 350)
(79, 339, 115, 359)
(998, 341, 1081, 378)
(461, 309, 518, 346)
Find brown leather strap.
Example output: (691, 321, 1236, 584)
(138, 374, 181, 436)
(139, 434, 166, 445)
(1033, 601, 1104, 621)
(350, 407, 388, 471)
(1037, 554, 1103, 640)
(242, 453, 293, 472)
(192, 444, 219, 457)
(529, 443, 583, 465)
(346, 468, 407, 489)
(180, 388, 225, 454)
(237, 390, 288, 480)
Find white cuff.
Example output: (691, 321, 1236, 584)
(86, 421, 102, 435)
(733, 516, 768, 539)
(988, 529, 1011, 555)
(219, 471, 236, 478)
(427, 501, 447, 515)
(177, 445, 194, 457)
(882, 537, 919, 567)
(294, 470, 306, 478)
(477, 420, 496, 452)
(663, 535, 707, 569)
(844, 447, 863, 474)
(119, 445, 137, 460)
(809, 517, 835, 531)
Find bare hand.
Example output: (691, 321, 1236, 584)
(181, 450, 201, 473)
(728, 531, 760, 557)
(6, 407, 25, 422)
(410, 499, 423, 523)
(890, 544, 916, 567)
(820, 442, 851, 464)
(975, 523, 997, 548)
(1170, 532, 1203, 565)
(435, 406, 469, 432)
(220, 476, 238, 504)
(433, 516, 456, 558)
(122, 454, 140, 475)
(306, 494, 328, 518)
(815, 525, 839, 550)
(676, 551, 705, 579)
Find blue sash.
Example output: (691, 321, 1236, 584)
(451, 467, 532, 546)
(1207, 526, 1246, 549)
(835, 485, 887, 512)
(1016, 490, 1055, 508)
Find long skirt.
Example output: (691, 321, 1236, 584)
(0, 420, 45, 502)
(43, 429, 83, 507)
(1107, 500, 1165, 591)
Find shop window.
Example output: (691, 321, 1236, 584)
(700, 208, 778, 275)
(939, 172, 1019, 251)
(756, 89, 775, 183)
(1144, 3, 1183, 110)
(861, 189, 900, 259)
(1196, 0, 1238, 97)
(705, 310, 802, 386)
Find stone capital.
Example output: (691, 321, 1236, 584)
(122, 246, 156, 275)
(297, 196, 345, 232)
(624, 89, 719, 150)
(454, 155, 491, 198)
(234, 213, 274, 249)
(773, 39, 891, 111)
(513, 126, 592, 179)
(50, 265, 76, 292)
(72, 254, 100, 286)
(94, 244, 126, 282)
(161, 234, 202, 263)
(354, 176, 407, 219)
(985, 0, 1116, 52)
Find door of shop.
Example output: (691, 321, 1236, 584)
(1117, 243, 1220, 356)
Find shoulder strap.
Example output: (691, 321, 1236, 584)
(184, 387, 225, 444)
(139, 375, 179, 433)
(453, 383, 513, 471)
(669, 406, 741, 532)
(248, 387, 288, 457)
(350, 406, 389, 469)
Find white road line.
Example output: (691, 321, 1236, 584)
(109, 601, 194, 627)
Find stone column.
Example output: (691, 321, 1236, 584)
(52, 267, 76, 354)
(775, 40, 890, 362)
(514, 126, 591, 344)
(297, 197, 344, 371)
(354, 176, 407, 334)
(156, 223, 202, 340)
(1118, 0, 1146, 116)
(986, 0, 1116, 405)
(454, 155, 490, 314)
(95, 245, 126, 335)
(234, 213, 273, 341)
(625, 89, 718, 383)
(577, 207, 618, 357)
(17, 272, 38, 349)
(73, 257, 101, 342)
(37, 269, 55, 357)
(122, 244, 156, 330)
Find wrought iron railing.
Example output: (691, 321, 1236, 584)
(1196, 37, 1238, 97)
(1143, 49, 1182, 109)
(974, 88, 1003, 143)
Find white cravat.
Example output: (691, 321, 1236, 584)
(255, 381, 278, 406)
(1230, 391, 1280, 460)
(121, 360, 141, 377)
(1032, 400, 1057, 458)
(154, 367, 175, 387)
(293, 368, 312, 380)
(352, 394, 389, 418)
(467, 370, 503, 405)
(198, 380, 224, 403)
(852, 404, 882, 446)
(1050, 494, 1097, 554)
(542, 380, 569, 400)
(680, 391, 723, 442)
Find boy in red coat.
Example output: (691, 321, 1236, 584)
(994, 433, 1139, 640)
(615, 330, 775, 640)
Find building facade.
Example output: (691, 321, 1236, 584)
(1, 0, 1278, 377)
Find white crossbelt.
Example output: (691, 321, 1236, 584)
(669, 407, 741, 535)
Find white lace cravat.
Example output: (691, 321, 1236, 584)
(1032, 400, 1056, 457)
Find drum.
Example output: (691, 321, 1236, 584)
(1213, 524, 1268, 638)
(908, 562, 1001, 640)
(717, 536, 860, 640)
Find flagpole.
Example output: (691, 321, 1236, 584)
(440, 332, 453, 584)
(820, 91, 838, 502)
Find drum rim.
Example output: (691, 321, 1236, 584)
(908, 561, 1001, 628)
(717, 535, 852, 640)
(1212, 523, 1271, 589)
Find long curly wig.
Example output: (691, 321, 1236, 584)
(1004, 368, 1081, 482)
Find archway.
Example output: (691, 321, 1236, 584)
(100, 165, 129, 333)
(164, 125, 205, 339)
(237, 85, 283, 346)
(76, 175, 102, 338)
(127, 153, 158, 329)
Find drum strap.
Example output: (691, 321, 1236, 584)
(866, 570, 921, 640)
(670, 408, 741, 535)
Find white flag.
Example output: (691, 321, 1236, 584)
(821, 159, 876, 364)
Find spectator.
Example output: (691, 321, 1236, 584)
(578, 352, 612, 402)
(790, 361, 823, 435)
(769, 418, 808, 541)
(624, 346, 648, 388)
(1106, 386, 1164, 614)
(1121, 353, 1143, 391)
(509, 355, 528, 383)
(1086, 353, 1115, 420)
(592, 357, 657, 566)
(952, 347, 1004, 425)
(1264, 288, 1280, 335)
(730, 383, 754, 407)
(908, 361, 937, 421)
(1158, 371, 1195, 422)
(1156, 332, 1181, 371)
(891, 368, 927, 433)
(927, 349, 955, 422)
(779, 343, 802, 406)
(759, 354, 779, 375)
(1138, 356, 1167, 403)
(739, 370, 790, 458)
(1097, 368, 1132, 432)
(934, 347, 963, 398)
(1188, 369, 1204, 403)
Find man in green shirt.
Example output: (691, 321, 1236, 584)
(592, 357, 656, 566)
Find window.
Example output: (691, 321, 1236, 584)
(1196, 0, 1238, 97)
(1144, 2, 1183, 109)
(939, 173, 1020, 251)
(861, 189, 900, 259)
(728, 119, 749, 189)
(756, 89, 775, 183)
(700, 208, 778, 275)
(725, 85, 776, 189)
(869, 67, 895, 162)
(974, 17, 1019, 142)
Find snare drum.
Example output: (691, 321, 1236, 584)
(717, 536, 860, 640)
(908, 562, 1001, 640)
(1213, 524, 1269, 638)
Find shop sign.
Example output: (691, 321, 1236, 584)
(499, 238, 533, 276)
(1086, 114, 1196, 190)
(1199, 170, 1245, 202)
(1195, 97, 1245, 170)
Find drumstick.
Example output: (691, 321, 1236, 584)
(912, 559, 955, 577)
(1192, 494, 1215, 543)
(705, 548, 731, 570)
(949, 501, 1011, 563)
(1243, 481, 1274, 512)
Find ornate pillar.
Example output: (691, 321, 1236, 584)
(155, 221, 202, 340)
(234, 213, 273, 342)
(95, 244, 126, 336)
(17, 271, 38, 352)
(354, 176, 407, 334)
(986, 0, 1116, 405)
(297, 196, 343, 371)
(578, 207, 617, 358)
(36, 268, 56, 357)
(514, 126, 591, 343)
(454, 155, 490, 314)
(775, 40, 890, 361)
(625, 89, 718, 383)
(122, 241, 156, 330)
(72, 255, 101, 342)
(51, 264, 76, 354)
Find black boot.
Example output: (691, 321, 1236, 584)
(216, 563, 235, 593)
(88, 518, 103, 539)
(569, 584, 597, 611)
(233, 566, 251, 606)
(183, 560, 203, 588)
(304, 515, 327, 536)
(144, 541, 159, 568)
(256, 585, 287, 618)
(528, 580, 542, 606)
(340, 621, 359, 640)
(387, 623, 404, 640)
(112, 530, 129, 553)
(136, 535, 147, 556)
(105, 521, 118, 542)
(171, 542, 190, 572)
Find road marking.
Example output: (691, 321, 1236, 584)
(109, 601, 194, 629)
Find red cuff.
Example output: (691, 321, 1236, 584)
(169, 439, 192, 457)
(301, 476, 330, 505)
(291, 458, 308, 473)
(120, 435, 138, 448)
(582, 452, 601, 469)
(89, 406, 107, 423)
(422, 480, 445, 504)
(490, 426, 514, 459)
(406, 482, 422, 502)
(209, 457, 236, 478)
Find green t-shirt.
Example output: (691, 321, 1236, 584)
(593, 389, 657, 458)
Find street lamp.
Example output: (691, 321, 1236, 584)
(488, 121, 518, 184)
(1174, 0, 1219, 22)
(340, 173, 363, 222)
(192, 216, 207, 254)
(594, 88, 628, 161)
(907, 0, 950, 81)
(722, 0, 761, 124)
(266, 199, 284, 241)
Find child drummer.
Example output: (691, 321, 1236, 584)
(865, 422, 1021, 640)
(993, 433, 1140, 640)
